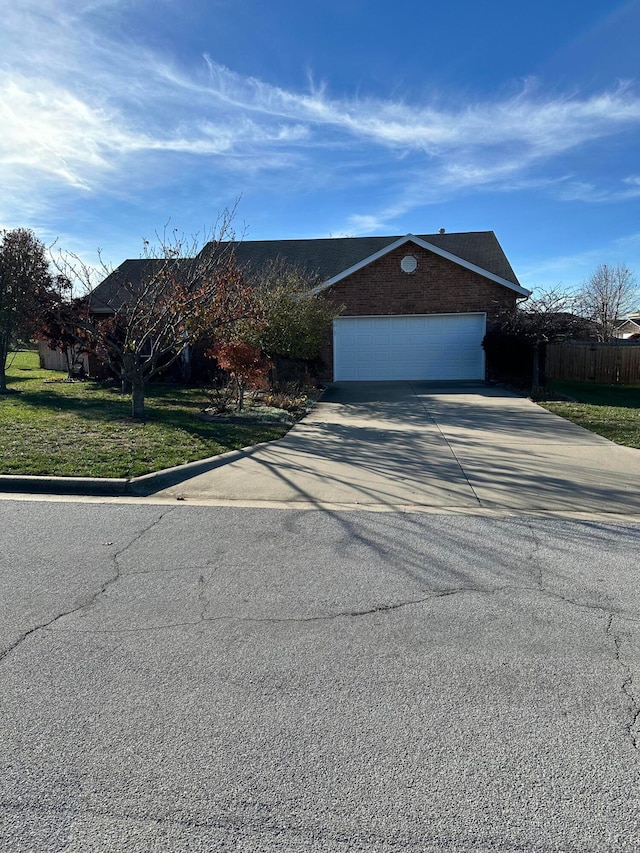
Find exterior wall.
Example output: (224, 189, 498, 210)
(38, 341, 108, 379)
(38, 341, 91, 375)
(318, 244, 520, 380)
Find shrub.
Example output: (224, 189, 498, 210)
(210, 341, 271, 411)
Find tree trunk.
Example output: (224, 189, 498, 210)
(64, 348, 72, 380)
(131, 373, 145, 419)
(0, 334, 8, 392)
(123, 353, 146, 418)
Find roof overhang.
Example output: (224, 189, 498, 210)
(311, 233, 531, 298)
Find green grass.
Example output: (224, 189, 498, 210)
(540, 381, 640, 448)
(0, 351, 291, 478)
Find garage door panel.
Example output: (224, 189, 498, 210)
(333, 314, 485, 381)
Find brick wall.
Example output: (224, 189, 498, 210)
(318, 244, 519, 380)
(329, 244, 516, 317)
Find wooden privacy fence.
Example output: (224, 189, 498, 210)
(546, 342, 640, 384)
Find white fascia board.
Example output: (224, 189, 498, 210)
(311, 233, 531, 298)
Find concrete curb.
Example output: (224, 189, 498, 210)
(0, 441, 275, 498)
(0, 390, 326, 499)
(126, 441, 276, 496)
(0, 474, 130, 496)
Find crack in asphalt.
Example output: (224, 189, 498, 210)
(520, 524, 639, 752)
(524, 520, 544, 589)
(196, 569, 216, 627)
(532, 591, 639, 750)
(0, 510, 174, 665)
(511, 521, 639, 750)
(607, 614, 640, 751)
(3, 518, 638, 754)
(42, 579, 640, 638)
(58, 587, 483, 635)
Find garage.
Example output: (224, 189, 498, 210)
(333, 313, 486, 381)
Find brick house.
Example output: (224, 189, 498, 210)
(228, 230, 529, 381)
(40, 230, 529, 382)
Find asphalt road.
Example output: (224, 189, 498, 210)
(1, 499, 639, 851)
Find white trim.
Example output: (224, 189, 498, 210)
(312, 233, 531, 298)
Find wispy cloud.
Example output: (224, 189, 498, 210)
(555, 175, 640, 202)
(2, 0, 640, 235)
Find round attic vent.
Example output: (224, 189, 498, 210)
(401, 255, 418, 274)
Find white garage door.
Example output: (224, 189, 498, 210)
(333, 313, 486, 381)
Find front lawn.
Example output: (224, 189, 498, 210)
(0, 351, 293, 478)
(540, 381, 640, 448)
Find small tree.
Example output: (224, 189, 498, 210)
(211, 340, 272, 411)
(0, 228, 56, 392)
(576, 263, 638, 342)
(51, 210, 256, 418)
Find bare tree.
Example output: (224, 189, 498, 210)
(484, 285, 596, 393)
(50, 210, 257, 418)
(576, 263, 638, 342)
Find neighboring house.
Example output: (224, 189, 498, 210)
(40, 230, 530, 382)
(613, 318, 640, 339)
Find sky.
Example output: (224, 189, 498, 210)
(1, 0, 640, 293)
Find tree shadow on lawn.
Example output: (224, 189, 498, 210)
(14, 387, 290, 450)
(4, 373, 52, 386)
(15, 388, 132, 420)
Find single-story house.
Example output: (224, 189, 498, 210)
(613, 318, 640, 339)
(228, 230, 529, 381)
(40, 230, 530, 382)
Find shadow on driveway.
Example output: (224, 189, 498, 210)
(145, 381, 640, 516)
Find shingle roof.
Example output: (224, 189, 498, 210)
(223, 231, 521, 287)
(90, 231, 522, 307)
(87, 258, 187, 311)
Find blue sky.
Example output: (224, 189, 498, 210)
(1, 0, 639, 292)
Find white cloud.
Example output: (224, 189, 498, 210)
(2, 1, 640, 235)
(0, 74, 130, 189)
(343, 214, 388, 235)
(199, 62, 640, 156)
(555, 175, 640, 203)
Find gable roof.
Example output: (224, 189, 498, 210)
(222, 230, 526, 294)
(90, 230, 528, 307)
(311, 233, 529, 297)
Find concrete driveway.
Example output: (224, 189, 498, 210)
(153, 382, 640, 515)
